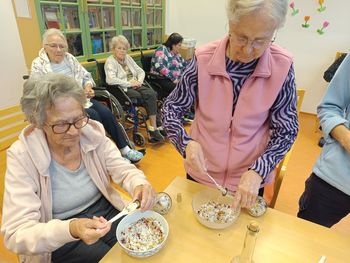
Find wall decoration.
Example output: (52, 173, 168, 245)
(302, 16, 311, 28)
(317, 0, 326, 13)
(289, 2, 299, 16)
(317, 21, 329, 35)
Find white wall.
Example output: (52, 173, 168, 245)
(0, 0, 28, 109)
(166, 0, 350, 113)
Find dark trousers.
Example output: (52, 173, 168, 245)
(150, 78, 176, 98)
(126, 85, 158, 116)
(186, 174, 265, 196)
(52, 196, 122, 263)
(86, 99, 128, 149)
(298, 173, 350, 227)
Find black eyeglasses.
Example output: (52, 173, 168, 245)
(46, 115, 89, 134)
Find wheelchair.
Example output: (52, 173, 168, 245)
(88, 58, 157, 147)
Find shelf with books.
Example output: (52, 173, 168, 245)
(105, 31, 116, 52)
(131, 9, 141, 27)
(88, 6, 102, 29)
(102, 7, 115, 28)
(121, 8, 131, 27)
(91, 32, 104, 54)
(63, 6, 80, 30)
(42, 4, 61, 29)
(146, 9, 154, 26)
(131, 0, 141, 6)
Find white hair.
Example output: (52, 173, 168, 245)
(42, 28, 67, 47)
(111, 35, 130, 50)
(21, 73, 86, 127)
(226, 0, 288, 29)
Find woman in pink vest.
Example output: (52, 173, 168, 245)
(162, 0, 298, 209)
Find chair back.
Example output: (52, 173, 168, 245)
(268, 88, 305, 208)
(140, 49, 154, 73)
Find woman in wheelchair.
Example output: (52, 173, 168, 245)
(150, 33, 188, 96)
(30, 28, 144, 163)
(104, 35, 165, 143)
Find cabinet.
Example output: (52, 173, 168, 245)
(35, 0, 165, 61)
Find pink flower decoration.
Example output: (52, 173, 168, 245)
(289, 2, 295, 8)
(323, 21, 329, 28)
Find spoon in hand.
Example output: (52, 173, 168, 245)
(205, 172, 228, 196)
(108, 200, 141, 224)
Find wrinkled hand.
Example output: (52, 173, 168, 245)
(69, 216, 111, 245)
(232, 170, 262, 209)
(84, 84, 95, 98)
(185, 140, 207, 176)
(129, 79, 142, 89)
(133, 184, 157, 211)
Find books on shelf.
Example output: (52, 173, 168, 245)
(121, 9, 130, 26)
(92, 38, 103, 53)
(88, 8, 101, 29)
(44, 9, 60, 29)
(103, 8, 114, 28)
(131, 9, 141, 27)
(64, 7, 79, 29)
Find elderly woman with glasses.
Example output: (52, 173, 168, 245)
(162, 0, 298, 209)
(1, 73, 157, 263)
(30, 28, 144, 163)
(105, 35, 165, 142)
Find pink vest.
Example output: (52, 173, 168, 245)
(186, 36, 293, 192)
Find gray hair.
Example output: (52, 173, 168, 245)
(226, 0, 288, 29)
(21, 73, 86, 127)
(111, 35, 130, 50)
(42, 28, 67, 46)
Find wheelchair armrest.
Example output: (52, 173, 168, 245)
(145, 72, 169, 81)
(93, 86, 107, 91)
(106, 84, 133, 107)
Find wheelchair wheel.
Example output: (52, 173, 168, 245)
(133, 132, 145, 147)
(110, 96, 126, 124)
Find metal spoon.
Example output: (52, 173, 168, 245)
(108, 200, 141, 224)
(205, 172, 228, 196)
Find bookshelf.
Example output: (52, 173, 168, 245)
(35, 0, 165, 60)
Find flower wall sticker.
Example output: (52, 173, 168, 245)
(302, 16, 311, 28)
(289, 1, 299, 16)
(317, 21, 329, 35)
(317, 0, 326, 13)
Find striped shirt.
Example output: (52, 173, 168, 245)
(162, 56, 298, 179)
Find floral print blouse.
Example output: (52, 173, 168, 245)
(151, 45, 187, 82)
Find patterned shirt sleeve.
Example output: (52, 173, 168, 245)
(161, 57, 198, 156)
(249, 64, 299, 180)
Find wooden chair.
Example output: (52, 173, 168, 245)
(268, 89, 305, 208)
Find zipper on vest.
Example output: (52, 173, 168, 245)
(223, 118, 234, 188)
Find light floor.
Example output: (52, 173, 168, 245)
(1, 113, 349, 262)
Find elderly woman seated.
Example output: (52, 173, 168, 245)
(150, 32, 188, 96)
(104, 35, 165, 142)
(0, 73, 156, 263)
(30, 28, 144, 163)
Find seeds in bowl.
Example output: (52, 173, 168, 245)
(119, 217, 165, 251)
(197, 201, 235, 223)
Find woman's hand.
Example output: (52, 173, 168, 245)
(129, 79, 142, 89)
(185, 140, 207, 176)
(84, 84, 95, 98)
(232, 170, 262, 209)
(132, 184, 157, 211)
(69, 216, 111, 245)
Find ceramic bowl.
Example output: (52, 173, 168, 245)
(116, 210, 169, 257)
(192, 188, 240, 229)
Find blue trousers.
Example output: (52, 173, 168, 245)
(52, 196, 122, 263)
(86, 99, 127, 149)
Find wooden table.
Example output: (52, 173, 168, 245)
(101, 177, 350, 263)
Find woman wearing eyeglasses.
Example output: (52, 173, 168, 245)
(1, 73, 157, 263)
(162, 0, 298, 209)
(30, 28, 144, 163)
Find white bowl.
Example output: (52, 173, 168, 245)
(116, 210, 169, 257)
(192, 188, 240, 229)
